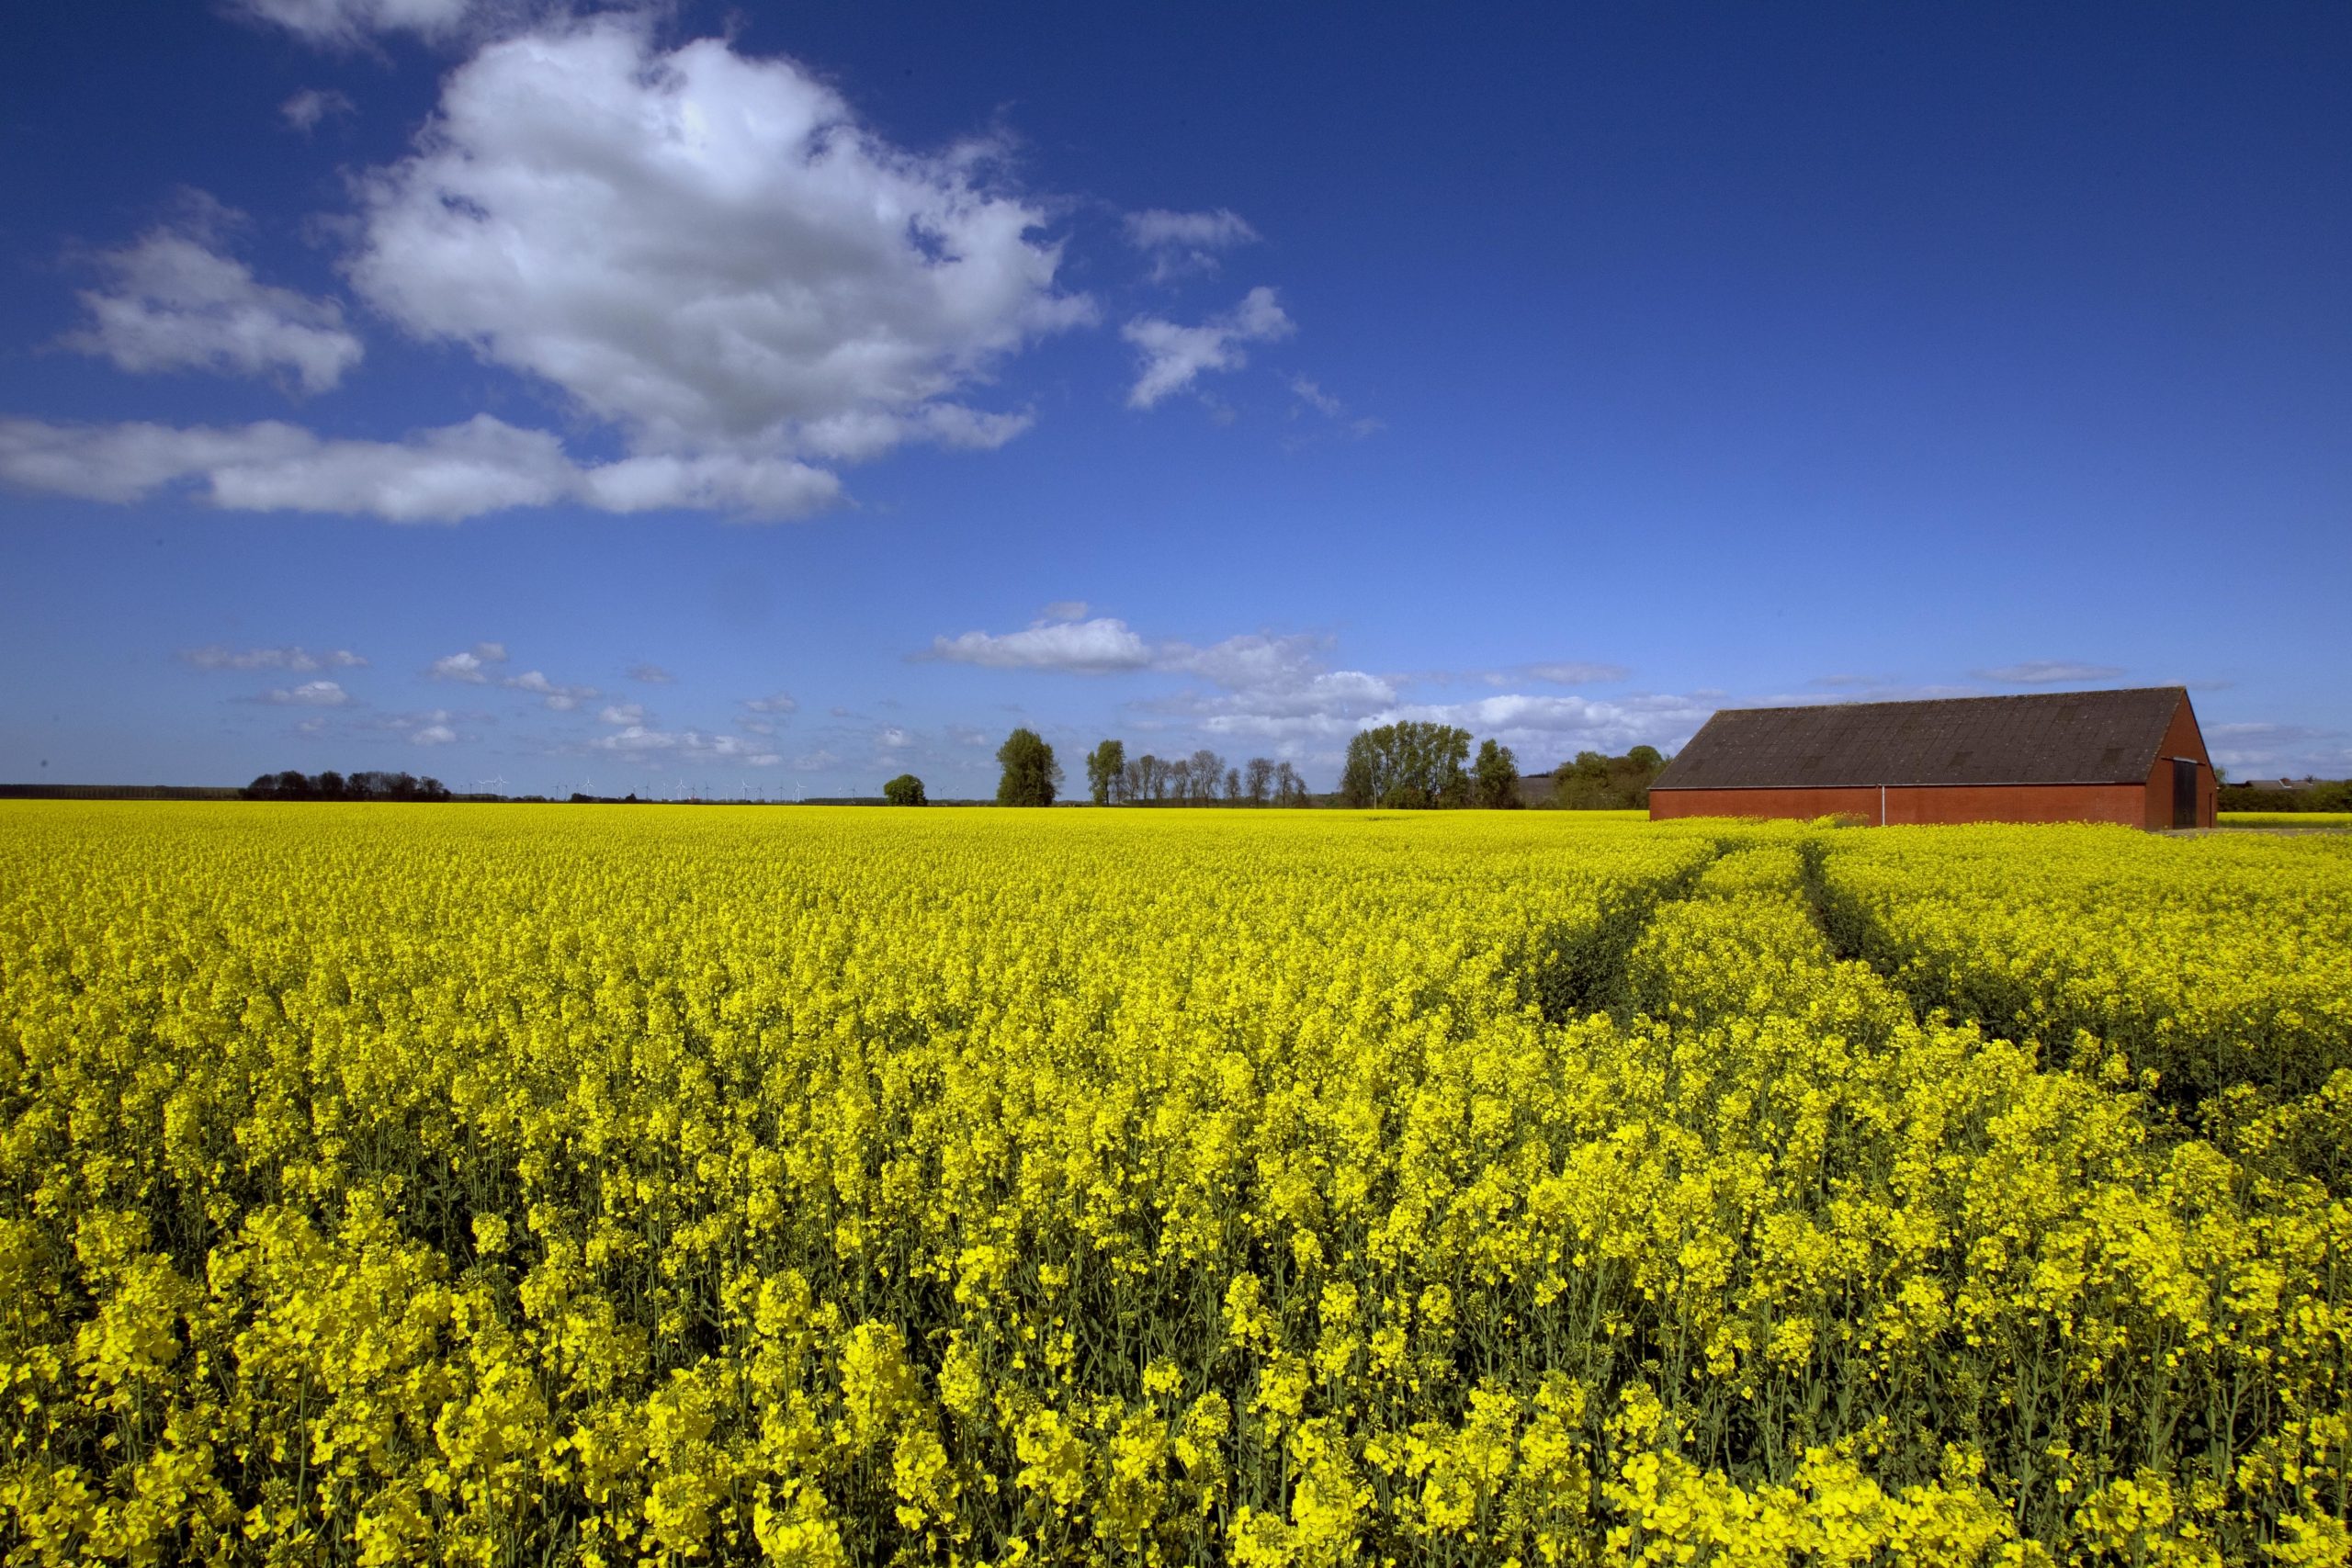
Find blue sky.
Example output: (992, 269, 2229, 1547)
(3, 2, 2346, 795)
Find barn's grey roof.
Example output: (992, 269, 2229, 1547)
(1651, 687, 2191, 790)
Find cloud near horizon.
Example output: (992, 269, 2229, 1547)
(1973, 660, 2127, 685)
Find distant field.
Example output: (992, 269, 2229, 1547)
(2221, 810, 2352, 829)
(4, 804, 2348, 1564)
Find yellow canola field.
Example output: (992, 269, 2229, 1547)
(1, 804, 2348, 1566)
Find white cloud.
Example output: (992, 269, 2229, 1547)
(504, 669, 596, 710)
(262, 679, 352, 706)
(1526, 661, 1631, 685)
(1159, 631, 1327, 691)
(743, 693, 799, 715)
(13, 18, 1091, 523)
(878, 727, 912, 750)
(1125, 209, 1259, 252)
(411, 723, 458, 745)
(62, 206, 362, 393)
(1124, 208, 1259, 281)
(183, 644, 366, 671)
(1124, 287, 1294, 409)
(228, 0, 475, 48)
(928, 616, 1155, 672)
(1370, 693, 1714, 763)
(1289, 377, 1343, 417)
(598, 703, 645, 725)
(280, 88, 356, 132)
(1973, 660, 2126, 685)
(0, 414, 838, 522)
(590, 725, 780, 764)
(627, 663, 673, 683)
(345, 17, 1089, 474)
(428, 642, 508, 682)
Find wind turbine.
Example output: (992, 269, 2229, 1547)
(477, 773, 508, 794)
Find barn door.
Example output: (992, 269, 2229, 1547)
(2172, 758, 2198, 829)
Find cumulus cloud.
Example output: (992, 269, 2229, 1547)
(927, 616, 1155, 672)
(0, 415, 839, 521)
(597, 704, 644, 726)
(1973, 660, 2126, 685)
(280, 88, 356, 132)
(227, 0, 476, 48)
(1123, 287, 1294, 409)
(61, 204, 362, 393)
(260, 679, 352, 706)
(182, 644, 366, 671)
(346, 17, 1089, 467)
(411, 722, 458, 745)
(427, 642, 508, 682)
(503, 669, 596, 710)
(1124, 208, 1258, 281)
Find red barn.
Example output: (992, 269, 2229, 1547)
(1648, 687, 2215, 829)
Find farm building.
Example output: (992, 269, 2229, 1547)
(1649, 686, 2215, 829)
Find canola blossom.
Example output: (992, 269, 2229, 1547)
(1, 803, 2348, 1565)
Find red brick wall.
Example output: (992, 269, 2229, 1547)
(1650, 783, 2150, 826)
(2143, 697, 2217, 829)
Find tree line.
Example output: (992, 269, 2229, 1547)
(243, 769, 454, 801)
(1078, 739, 1314, 807)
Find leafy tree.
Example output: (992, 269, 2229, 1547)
(1473, 739, 1521, 808)
(1084, 739, 1125, 805)
(1549, 748, 1672, 809)
(883, 773, 927, 806)
(1339, 722, 1472, 808)
(995, 728, 1063, 807)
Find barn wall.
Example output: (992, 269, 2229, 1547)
(1651, 784, 2149, 826)
(2143, 697, 2217, 829)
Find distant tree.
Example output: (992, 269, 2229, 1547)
(1225, 765, 1242, 803)
(1626, 744, 1664, 772)
(418, 776, 450, 801)
(995, 728, 1062, 807)
(1473, 739, 1521, 808)
(1340, 721, 1472, 808)
(1085, 739, 1125, 805)
(1272, 761, 1311, 807)
(1166, 757, 1193, 803)
(1244, 756, 1275, 806)
(314, 770, 346, 800)
(883, 773, 927, 806)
